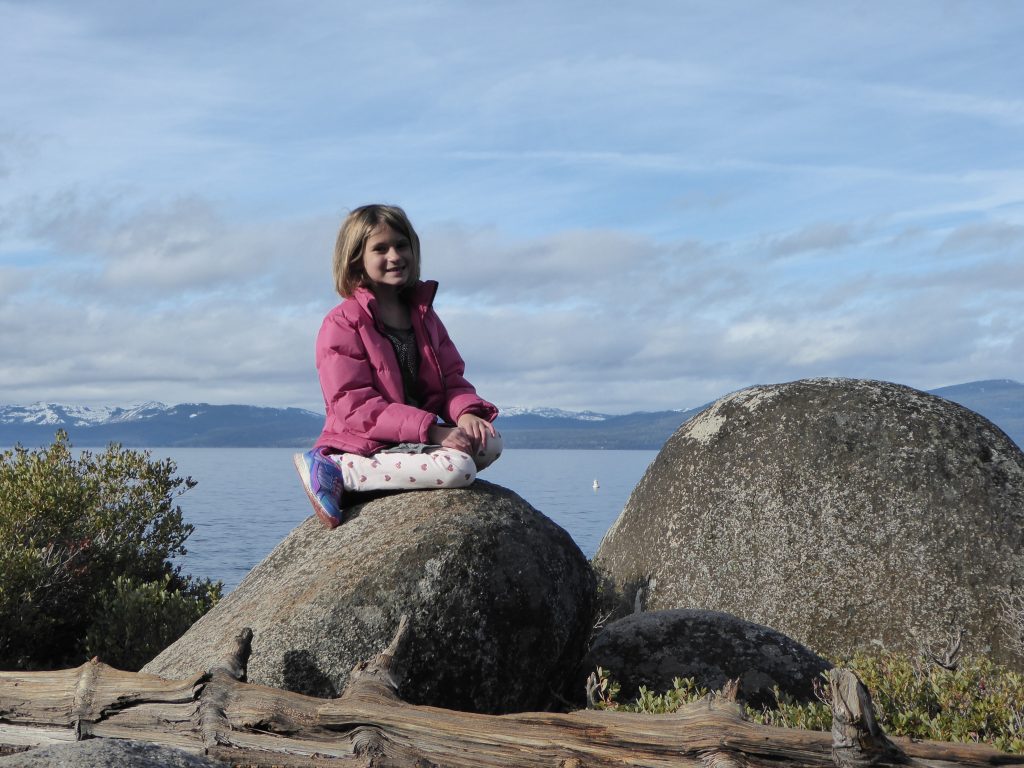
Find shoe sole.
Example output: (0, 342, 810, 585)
(292, 452, 342, 529)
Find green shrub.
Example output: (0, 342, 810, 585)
(591, 649, 1024, 753)
(832, 650, 1024, 753)
(589, 668, 708, 714)
(84, 574, 220, 671)
(746, 685, 833, 732)
(0, 431, 221, 670)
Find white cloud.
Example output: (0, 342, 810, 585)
(938, 222, 1024, 257)
(426, 218, 1024, 411)
(767, 223, 861, 259)
(866, 83, 1024, 128)
(0, 292, 325, 408)
(2, 209, 1022, 413)
(1, 1, 1022, 413)
(5, 189, 339, 304)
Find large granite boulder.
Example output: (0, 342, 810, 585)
(595, 378, 1024, 665)
(0, 740, 227, 767)
(580, 609, 830, 709)
(144, 481, 596, 714)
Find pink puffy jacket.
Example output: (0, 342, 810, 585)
(313, 280, 498, 456)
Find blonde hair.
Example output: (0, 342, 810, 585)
(333, 204, 422, 297)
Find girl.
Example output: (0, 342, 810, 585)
(294, 204, 502, 528)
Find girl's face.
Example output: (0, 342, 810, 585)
(361, 224, 412, 293)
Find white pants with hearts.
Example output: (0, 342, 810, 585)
(328, 432, 503, 492)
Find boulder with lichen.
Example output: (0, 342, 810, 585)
(144, 481, 596, 714)
(596, 378, 1024, 666)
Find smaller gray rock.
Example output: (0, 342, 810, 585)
(581, 609, 831, 709)
(0, 739, 227, 768)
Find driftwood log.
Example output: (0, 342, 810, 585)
(1, 618, 1020, 768)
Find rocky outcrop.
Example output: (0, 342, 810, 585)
(0, 740, 227, 767)
(580, 609, 830, 709)
(595, 378, 1024, 666)
(143, 481, 595, 714)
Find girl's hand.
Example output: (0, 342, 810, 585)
(457, 413, 496, 451)
(428, 424, 474, 454)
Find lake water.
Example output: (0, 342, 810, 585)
(162, 448, 658, 591)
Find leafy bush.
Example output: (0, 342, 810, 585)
(832, 650, 1024, 753)
(0, 431, 221, 670)
(589, 668, 708, 715)
(84, 575, 221, 671)
(591, 649, 1024, 752)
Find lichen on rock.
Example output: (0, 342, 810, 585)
(580, 608, 830, 709)
(143, 480, 596, 714)
(595, 377, 1024, 667)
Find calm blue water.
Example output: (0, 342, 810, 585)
(161, 448, 657, 592)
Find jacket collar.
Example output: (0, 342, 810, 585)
(353, 280, 438, 323)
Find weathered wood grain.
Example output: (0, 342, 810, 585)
(1, 621, 1019, 768)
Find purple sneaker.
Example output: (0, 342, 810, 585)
(293, 449, 344, 528)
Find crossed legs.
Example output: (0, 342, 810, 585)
(330, 432, 503, 493)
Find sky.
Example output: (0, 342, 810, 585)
(1, 1, 1022, 414)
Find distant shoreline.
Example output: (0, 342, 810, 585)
(2, 379, 1021, 451)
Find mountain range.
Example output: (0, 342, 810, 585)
(1, 379, 1022, 451)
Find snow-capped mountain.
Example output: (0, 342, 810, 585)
(0, 402, 626, 428)
(0, 402, 325, 449)
(0, 380, 1020, 449)
(0, 401, 170, 427)
(497, 406, 609, 421)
